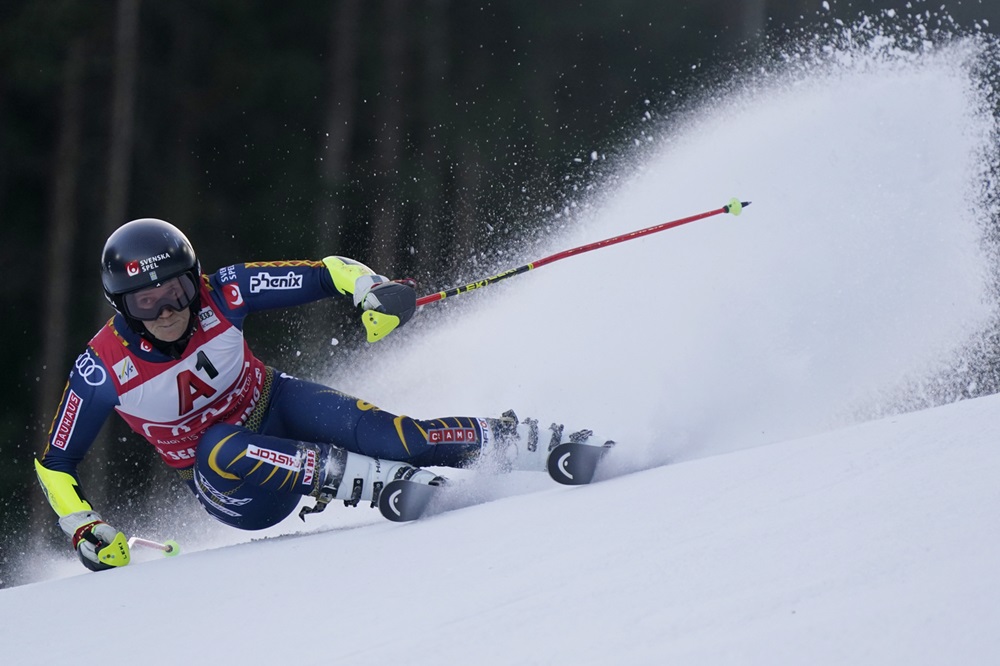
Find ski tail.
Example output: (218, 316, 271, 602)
(378, 478, 444, 522)
(547, 441, 614, 485)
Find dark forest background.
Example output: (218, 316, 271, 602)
(3, 0, 998, 584)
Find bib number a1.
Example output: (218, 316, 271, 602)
(176, 351, 221, 415)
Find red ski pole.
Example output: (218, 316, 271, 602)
(416, 198, 750, 307)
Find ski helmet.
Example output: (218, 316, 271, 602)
(101, 218, 201, 329)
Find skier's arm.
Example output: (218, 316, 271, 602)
(35, 349, 131, 571)
(213, 257, 416, 341)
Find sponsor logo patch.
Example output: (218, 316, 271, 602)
(126, 261, 140, 276)
(427, 427, 478, 444)
(140, 339, 154, 353)
(52, 390, 82, 450)
(478, 418, 492, 449)
(74, 350, 107, 386)
(112, 357, 139, 386)
(249, 271, 303, 294)
(198, 306, 220, 331)
(223, 284, 244, 309)
(139, 253, 169, 273)
(219, 265, 238, 283)
(303, 449, 317, 485)
(246, 445, 302, 471)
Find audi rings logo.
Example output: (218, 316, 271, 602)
(74, 350, 107, 386)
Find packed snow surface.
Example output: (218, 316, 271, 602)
(7, 18, 1000, 666)
(6, 394, 1000, 664)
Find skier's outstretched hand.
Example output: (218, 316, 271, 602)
(65, 512, 131, 572)
(354, 277, 417, 342)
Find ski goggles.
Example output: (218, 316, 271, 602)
(123, 274, 197, 321)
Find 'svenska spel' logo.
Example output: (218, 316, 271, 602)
(223, 284, 244, 309)
(219, 265, 238, 283)
(139, 253, 170, 272)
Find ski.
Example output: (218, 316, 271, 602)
(377, 478, 442, 522)
(376, 441, 613, 522)
(546, 441, 612, 485)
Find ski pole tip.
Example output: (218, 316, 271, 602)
(163, 539, 181, 557)
(725, 198, 749, 216)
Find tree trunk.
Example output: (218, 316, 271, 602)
(317, 0, 362, 255)
(163, 2, 200, 232)
(415, 0, 450, 281)
(370, 0, 409, 272)
(101, 0, 140, 253)
(89, 0, 141, 508)
(30, 36, 88, 544)
(451, 6, 487, 272)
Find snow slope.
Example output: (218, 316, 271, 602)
(5, 387, 1000, 665)
(6, 16, 1000, 666)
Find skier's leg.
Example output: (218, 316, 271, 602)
(192, 423, 442, 529)
(190, 424, 317, 529)
(260, 375, 486, 467)
(477, 409, 615, 472)
(261, 375, 614, 473)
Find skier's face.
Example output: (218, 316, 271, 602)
(141, 303, 191, 342)
(123, 275, 197, 320)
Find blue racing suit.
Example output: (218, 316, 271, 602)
(38, 259, 489, 530)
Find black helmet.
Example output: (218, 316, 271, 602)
(101, 218, 201, 331)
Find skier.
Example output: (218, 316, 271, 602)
(35, 218, 609, 571)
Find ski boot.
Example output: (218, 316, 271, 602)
(299, 447, 445, 520)
(479, 409, 615, 476)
